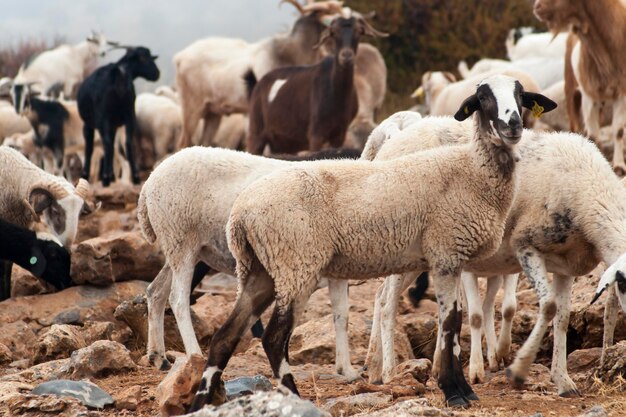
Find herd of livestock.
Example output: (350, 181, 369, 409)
(1, 0, 626, 413)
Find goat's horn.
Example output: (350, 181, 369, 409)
(361, 17, 389, 38)
(302, 1, 344, 15)
(75, 178, 91, 200)
(280, 0, 305, 15)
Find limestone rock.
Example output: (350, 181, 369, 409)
(576, 406, 609, 417)
(114, 384, 142, 411)
(595, 341, 626, 385)
(10, 264, 49, 297)
(391, 359, 431, 385)
(31, 379, 114, 409)
(0, 320, 38, 361)
(567, 348, 602, 373)
(7, 393, 86, 415)
(0, 380, 34, 415)
(225, 375, 273, 400)
(324, 392, 392, 417)
(65, 340, 137, 379)
(157, 353, 205, 417)
(34, 324, 86, 364)
(0, 342, 13, 364)
(71, 231, 164, 285)
(352, 398, 451, 417)
(93, 182, 140, 210)
(182, 390, 331, 417)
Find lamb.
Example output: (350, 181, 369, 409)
(245, 14, 386, 154)
(363, 111, 626, 397)
(187, 75, 556, 410)
(11, 31, 112, 111)
(458, 57, 564, 90)
(505, 28, 567, 61)
(78, 46, 160, 186)
(134, 92, 181, 168)
(534, 0, 626, 174)
(0, 217, 72, 300)
(137, 146, 364, 380)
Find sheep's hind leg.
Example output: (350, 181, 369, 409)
(169, 259, 202, 356)
(433, 272, 473, 407)
(507, 248, 554, 387)
(482, 275, 502, 372)
(189, 271, 275, 411)
(550, 274, 580, 397)
(328, 279, 359, 381)
(496, 273, 518, 365)
(146, 264, 173, 370)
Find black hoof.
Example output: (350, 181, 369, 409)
(464, 391, 479, 401)
(446, 394, 470, 408)
(559, 389, 582, 398)
(159, 359, 172, 371)
(505, 367, 525, 389)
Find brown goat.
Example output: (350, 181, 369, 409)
(534, 0, 626, 174)
(245, 15, 386, 155)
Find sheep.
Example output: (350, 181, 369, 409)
(11, 31, 112, 111)
(138, 146, 364, 380)
(78, 46, 160, 186)
(187, 75, 557, 411)
(458, 57, 564, 90)
(534, 0, 626, 174)
(505, 28, 568, 61)
(363, 111, 626, 397)
(174, 0, 344, 150)
(245, 14, 386, 155)
(0, 217, 72, 300)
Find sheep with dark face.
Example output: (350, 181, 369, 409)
(245, 13, 386, 155)
(188, 75, 556, 411)
(77, 46, 160, 186)
(0, 218, 72, 300)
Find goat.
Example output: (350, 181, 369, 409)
(77, 46, 160, 186)
(11, 31, 111, 112)
(246, 14, 386, 155)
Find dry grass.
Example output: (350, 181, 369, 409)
(0, 35, 65, 77)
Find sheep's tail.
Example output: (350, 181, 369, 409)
(137, 190, 157, 244)
(457, 60, 470, 79)
(226, 216, 254, 280)
(243, 69, 257, 100)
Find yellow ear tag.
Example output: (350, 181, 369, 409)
(464, 106, 469, 114)
(532, 101, 544, 119)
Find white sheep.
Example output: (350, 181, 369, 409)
(187, 75, 557, 411)
(458, 57, 564, 90)
(137, 147, 359, 381)
(135, 93, 182, 164)
(505, 29, 567, 61)
(363, 112, 626, 397)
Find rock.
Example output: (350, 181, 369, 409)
(567, 348, 602, 373)
(17, 358, 71, 382)
(290, 314, 413, 366)
(354, 381, 421, 399)
(391, 359, 431, 385)
(225, 375, 273, 400)
(65, 340, 137, 379)
(34, 324, 86, 364)
(31, 379, 114, 409)
(489, 364, 554, 392)
(93, 182, 140, 210)
(114, 295, 211, 351)
(324, 392, 392, 417)
(595, 341, 626, 385)
(7, 393, 86, 415)
(182, 389, 331, 417)
(71, 231, 164, 285)
(0, 320, 38, 361)
(81, 321, 115, 344)
(157, 353, 205, 417)
(399, 313, 438, 360)
(352, 398, 451, 417)
(576, 406, 608, 417)
(10, 264, 49, 297)
(114, 384, 142, 411)
(0, 342, 13, 364)
(0, 380, 34, 415)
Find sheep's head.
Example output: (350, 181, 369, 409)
(454, 74, 557, 146)
(533, 0, 583, 34)
(591, 253, 626, 312)
(32, 232, 73, 291)
(411, 71, 456, 111)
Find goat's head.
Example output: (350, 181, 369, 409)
(119, 47, 160, 82)
(86, 30, 110, 57)
(591, 253, 626, 313)
(533, 0, 582, 34)
(28, 178, 95, 250)
(32, 232, 73, 291)
(454, 74, 557, 146)
(315, 14, 387, 66)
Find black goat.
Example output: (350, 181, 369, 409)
(78, 46, 159, 186)
(246, 15, 386, 155)
(0, 218, 72, 301)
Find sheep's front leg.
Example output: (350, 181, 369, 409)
(611, 98, 626, 176)
(328, 279, 359, 381)
(433, 272, 474, 407)
(146, 264, 173, 370)
(601, 284, 619, 365)
(551, 274, 580, 397)
(189, 271, 275, 411)
(496, 273, 518, 365)
(507, 248, 554, 386)
(462, 271, 487, 383)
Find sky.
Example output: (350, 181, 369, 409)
(0, 0, 297, 88)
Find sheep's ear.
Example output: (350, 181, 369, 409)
(454, 95, 480, 121)
(521, 92, 557, 118)
(29, 188, 54, 214)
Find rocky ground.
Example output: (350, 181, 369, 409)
(1, 182, 625, 417)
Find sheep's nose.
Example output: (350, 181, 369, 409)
(508, 112, 522, 129)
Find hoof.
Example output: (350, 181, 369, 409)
(614, 166, 626, 177)
(446, 395, 470, 408)
(505, 367, 525, 389)
(469, 374, 484, 385)
(559, 389, 582, 398)
(465, 391, 480, 401)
